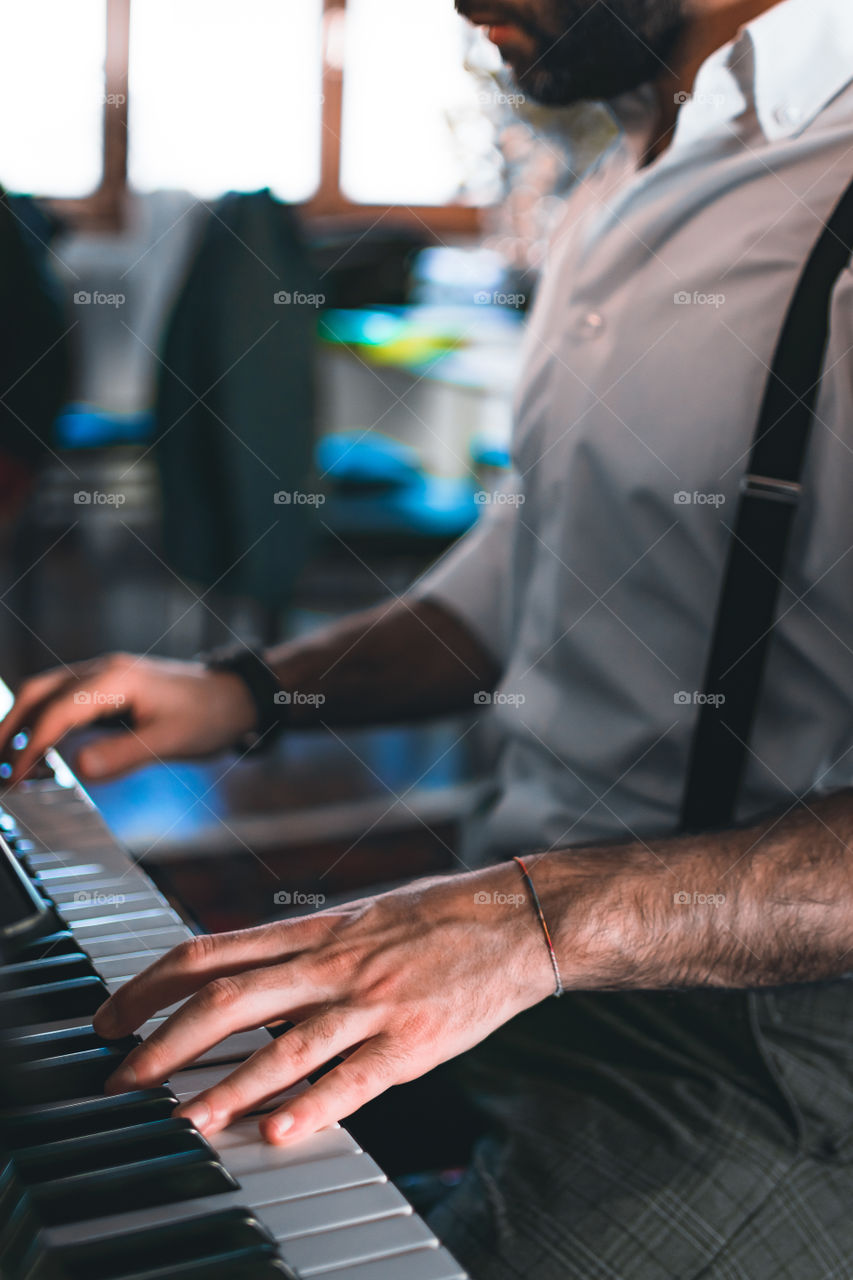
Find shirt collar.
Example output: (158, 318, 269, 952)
(610, 0, 853, 152)
(735, 0, 853, 141)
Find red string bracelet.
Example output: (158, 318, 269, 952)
(513, 855, 565, 998)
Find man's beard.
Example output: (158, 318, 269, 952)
(457, 0, 688, 106)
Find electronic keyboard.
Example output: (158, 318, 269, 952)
(0, 742, 468, 1280)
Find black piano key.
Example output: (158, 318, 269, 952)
(11, 1117, 206, 1180)
(32, 1150, 239, 1225)
(49, 1210, 293, 1280)
(11, 930, 82, 962)
(3, 1024, 137, 1063)
(0, 976, 106, 1029)
(0, 1088, 178, 1145)
(2, 1046, 131, 1106)
(1, 954, 97, 990)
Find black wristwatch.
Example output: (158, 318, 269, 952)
(201, 644, 290, 755)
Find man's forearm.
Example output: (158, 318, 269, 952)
(529, 791, 853, 990)
(265, 596, 501, 729)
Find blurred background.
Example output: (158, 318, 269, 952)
(0, 0, 615, 933)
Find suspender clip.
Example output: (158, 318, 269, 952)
(740, 474, 803, 505)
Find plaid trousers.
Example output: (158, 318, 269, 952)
(429, 982, 853, 1280)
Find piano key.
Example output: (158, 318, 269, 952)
(0, 953, 95, 988)
(60, 891, 169, 919)
(0, 976, 105, 1029)
(170, 1065, 305, 1109)
(84, 925, 192, 957)
(10, 1117, 205, 1179)
(45, 1209, 289, 1280)
(2, 1045, 130, 1105)
(2, 1023, 135, 1062)
(218, 1125, 359, 1172)
(32, 1148, 238, 1226)
(0, 1088, 178, 1145)
(13, 929, 82, 961)
(134, 1023, 273, 1067)
(317, 1246, 467, 1280)
(42, 1151, 389, 1251)
(69, 907, 183, 937)
(281, 1214, 438, 1276)
(32, 862, 112, 881)
(96, 951, 167, 980)
(237, 1153, 388, 1205)
(259, 1182, 412, 1243)
(48, 876, 156, 905)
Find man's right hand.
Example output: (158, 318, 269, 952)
(0, 654, 259, 784)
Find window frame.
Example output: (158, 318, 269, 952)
(45, 0, 484, 237)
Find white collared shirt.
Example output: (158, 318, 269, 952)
(417, 0, 853, 863)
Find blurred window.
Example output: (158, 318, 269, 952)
(0, 0, 493, 229)
(0, 0, 106, 197)
(128, 0, 324, 201)
(341, 0, 492, 206)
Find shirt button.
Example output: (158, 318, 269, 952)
(773, 104, 802, 128)
(575, 311, 606, 340)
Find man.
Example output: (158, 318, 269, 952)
(5, 0, 853, 1274)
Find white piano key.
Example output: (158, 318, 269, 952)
(170, 1065, 305, 1110)
(236, 1153, 387, 1204)
(318, 1246, 466, 1280)
(96, 952, 166, 980)
(282, 1215, 437, 1276)
(134, 1021, 272, 1068)
(83, 926, 191, 957)
(220, 1126, 358, 1172)
(60, 890, 167, 918)
(49, 876, 154, 904)
(70, 907, 182, 937)
(260, 1182, 412, 1242)
(34, 862, 110, 880)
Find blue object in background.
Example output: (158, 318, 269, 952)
(55, 403, 154, 449)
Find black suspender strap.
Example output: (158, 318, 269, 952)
(680, 175, 853, 833)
